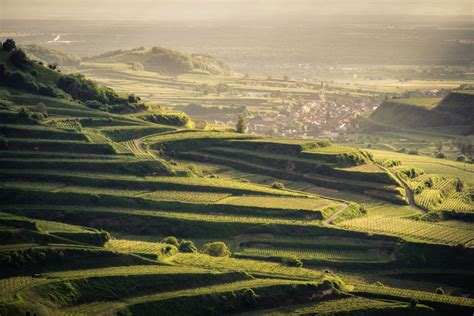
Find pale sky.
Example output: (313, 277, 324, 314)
(1, 0, 473, 20)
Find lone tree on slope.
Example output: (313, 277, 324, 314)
(236, 115, 246, 133)
(2, 39, 16, 52)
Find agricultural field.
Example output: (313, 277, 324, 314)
(339, 216, 474, 246)
(0, 38, 473, 315)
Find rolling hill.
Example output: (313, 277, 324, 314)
(21, 44, 81, 68)
(84, 46, 232, 76)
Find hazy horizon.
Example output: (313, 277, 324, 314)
(1, 0, 473, 21)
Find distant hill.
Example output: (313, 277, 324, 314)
(84, 47, 231, 76)
(22, 44, 81, 68)
(365, 91, 474, 135)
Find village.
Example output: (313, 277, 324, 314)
(244, 91, 380, 140)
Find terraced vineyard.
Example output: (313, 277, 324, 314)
(236, 247, 392, 263)
(252, 297, 422, 315)
(340, 216, 474, 245)
(121, 139, 156, 159)
(392, 166, 473, 213)
(143, 190, 231, 203)
(0, 43, 473, 315)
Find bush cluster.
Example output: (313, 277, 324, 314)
(0, 63, 65, 98)
(281, 256, 303, 267)
(161, 236, 198, 254)
(161, 237, 231, 257)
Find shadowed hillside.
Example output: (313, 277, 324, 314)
(366, 91, 474, 135)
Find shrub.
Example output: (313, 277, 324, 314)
(131, 62, 144, 71)
(240, 288, 258, 307)
(128, 94, 140, 103)
(456, 154, 467, 162)
(2, 39, 16, 52)
(321, 279, 334, 290)
(409, 298, 419, 308)
(201, 242, 231, 257)
(16, 108, 42, 124)
(271, 182, 285, 189)
(435, 287, 444, 295)
(162, 236, 179, 247)
(9, 49, 31, 69)
(281, 256, 303, 267)
(160, 244, 178, 256)
(435, 152, 447, 159)
(38, 84, 63, 98)
(179, 240, 198, 253)
(144, 111, 190, 127)
(30, 112, 46, 122)
(0, 99, 14, 110)
(57, 73, 106, 103)
(34, 102, 48, 115)
(84, 100, 104, 110)
(408, 149, 419, 155)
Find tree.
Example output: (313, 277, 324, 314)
(34, 103, 48, 115)
(271, 182, 285, 189)
(2, 39, 16, 52)
(282, 256, 303, 267)
(455, 179, 464, 192)
(162, 236, 179, 247)
(409, 299, 419, 308)
(236, 115, 246, 133)
(160, 244, 178, 256)
(435, 152, 447, 159)
(201, 242, 231, 257)
(456, 154, 467, 162)
(9, 49, 31, 69)
(128, 94, 140, 103)
(179, 240, 197, 253)
(434, 141, 443, 152)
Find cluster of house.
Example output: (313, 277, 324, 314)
(243, 95, 379, 140)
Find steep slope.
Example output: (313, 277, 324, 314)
(367, 92, 474, 134)
(435, 90, 474, 122)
